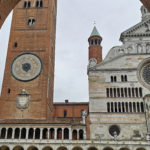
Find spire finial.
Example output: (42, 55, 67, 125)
(94, 21, 96, 26)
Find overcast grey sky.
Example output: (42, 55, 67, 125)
(0, 0, 142, 102)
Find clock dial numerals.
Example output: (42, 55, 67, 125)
(11, 53, 42, 82)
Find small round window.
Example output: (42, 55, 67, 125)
(109, 125, 120, 137)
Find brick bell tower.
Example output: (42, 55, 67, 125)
(0, 0, 57, 120)
(88, 26, 102, 65)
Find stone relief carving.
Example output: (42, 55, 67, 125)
(146, 44, 150, 53)
(16, 89, 30, 110)
(127, 46, 133, 53)
(145, 23, 150, 32)
(137, 44, 143, 53)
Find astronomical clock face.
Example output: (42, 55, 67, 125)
(11, 53, 42, 82)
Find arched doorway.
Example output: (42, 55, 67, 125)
(103, 148, 114, 150)
(27, 146, 38, 150)
(57, 147, 68, 150)
(0, 146, 10, 150)
(88, 147, 98, 150)
(136, 148, 146, 150)
(42, 147, 53, 150)
(13, 146, 24, 150)
(120, 148, 130, 150)
(72, 147, 83, 150)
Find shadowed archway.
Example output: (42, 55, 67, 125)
(103, 148, 114, 150)
(88, 147, 98, 150)
(57, 147, 68, 150)
(0, 146, 10, 150)
(120, 148, 130, 150)
(13, 146, 24, 150)
(72, 147, 83, 150)
(42, 147, 53, 150)
(27, 146, 38, 150)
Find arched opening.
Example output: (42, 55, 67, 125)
(107, 102, 110, 112)
(137, 102, 140, 112)
(133, 102, 136, 112)
(28, 128, 34, 139)
(141, 102, 144, 112)
(50, 128, 55, 139)
(136, 148, 146, 150)
(88, 147, 98, 150)
(64, 128, 69, 139)
(21, 128, 26, 139)
(72, 129, 77, 140)
(42, 147, 53, 150)
(121, 88, 124, 97)
(7, 128, 12, 139)
(57, 128, 62, 139)
(72, 147, 83, 150)
(13, 146, 24, 150)
(35, 128, 40, 139)
(110, 88, 112, 97)
(120, 148, 130, 150)
(79, 129, 84, 140)
(139, 88, 143, 97)
(132, 88, 135, 97)
(111, 76, 113, 82)
(14, 128, 20, 139)
(118, 102, 121, 113)
(128, 88, 131, 97)
(103, 148, 114, 150)
(129, 102, 132, 113)
(57, 147, 68, 150)
(111, 102, 114, 112)
(126, 102, 129, 112)
(106, 88, 109, 97)
(115, 102, 117, 112)
(117, 88, 120, 97)
(122, 102, 125, 112)
(114, 88, 116, 97)
(27, 146, 38, 150)
(42, 128, 48, 139)
(0, 146, 10, 150)
(1, 128, 6, 139)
